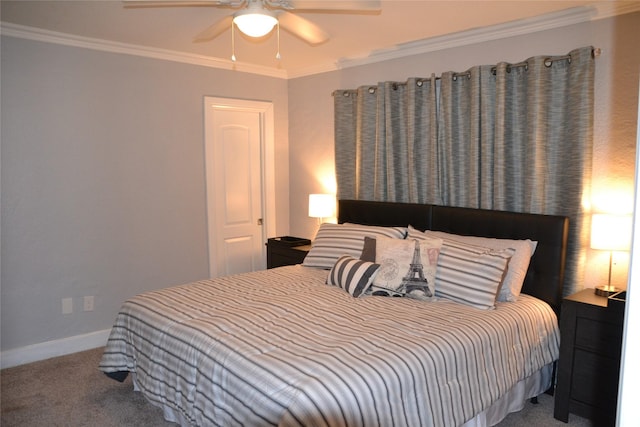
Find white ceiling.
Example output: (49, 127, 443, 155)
(1, 1, 638, 78)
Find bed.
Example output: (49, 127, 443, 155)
(100, 200, 569, 426)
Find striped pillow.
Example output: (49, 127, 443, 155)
(416, 229, 536, 302)
(409, 227, 513, 309)
(327, 255, 380, 297)
(303, 223, 407, 269)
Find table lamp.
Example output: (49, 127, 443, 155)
(590, 213, 631, 296)
(308, 194, 335, 224)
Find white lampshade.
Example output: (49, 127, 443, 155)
(308, 194, 335, 219)
(590, 213, 632, 251)
(233, 11, 277, 38)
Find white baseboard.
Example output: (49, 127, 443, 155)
(1, 329, 111, 369)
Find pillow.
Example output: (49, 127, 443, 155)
(369, 236, 442, 300)
(360, 236, 376, 262)
(302, 223, 407, 269)
(409, 227, 513, 309)
(410, 227, 537, 302)
(327, 255, 380, 297)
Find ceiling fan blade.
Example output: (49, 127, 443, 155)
(277, 11, 329, 45)
(193, 15, 234, 42)
(284, 0, 380, 11)
(123, 0, 241, 8)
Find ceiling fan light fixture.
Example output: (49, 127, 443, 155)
(233, 10, 278, 38)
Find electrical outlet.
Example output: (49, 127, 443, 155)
(83, 296, 94, 312)
(62, 298, 73, 314)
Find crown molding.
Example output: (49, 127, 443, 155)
(590, 1, 640, 20)
(333, 4, 640, 73)
(0, 22, 288, 79)
(2, 2, 639, 80)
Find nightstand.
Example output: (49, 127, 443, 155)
(554, 288, 625, 426)
(266, 237, 311, 269)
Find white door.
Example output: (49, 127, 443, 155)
(204, 97, 276, 278)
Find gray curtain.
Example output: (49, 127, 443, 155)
(334, 46, 595, 295)
(335, 76, 440, 203)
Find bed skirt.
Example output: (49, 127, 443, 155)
(462, 363, 553, 427)
(131, 363, 554, 427)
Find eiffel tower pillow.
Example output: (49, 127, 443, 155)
(369, 236, 442, 300)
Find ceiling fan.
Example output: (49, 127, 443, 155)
(123, 0, 381, 46)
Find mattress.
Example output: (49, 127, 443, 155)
(99, 265, 560, 426)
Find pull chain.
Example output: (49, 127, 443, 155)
(231, 22, 236, 62)
(275, 21, 281, 60)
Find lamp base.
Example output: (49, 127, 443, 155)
(594, 285, 620, 297)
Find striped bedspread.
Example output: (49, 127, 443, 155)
(99, 265, 559, 427)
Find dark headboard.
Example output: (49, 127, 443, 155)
(338, 200, 569, 313)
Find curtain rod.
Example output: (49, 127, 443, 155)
(332, 47, 601, 96)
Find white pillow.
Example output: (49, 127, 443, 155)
(408, 226, 513, 309)
(369, 236, 442, 300)
(303, 223, 407, 269)
(412, 227, 537, 302)
(327, 255, 380, 297)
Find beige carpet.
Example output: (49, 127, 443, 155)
(1, 347, 592, 426)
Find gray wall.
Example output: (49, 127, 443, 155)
(288, 12, 640, 291)
(1, 11, 639, 356)
(1, 37, 290, 352)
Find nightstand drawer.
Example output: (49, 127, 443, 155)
(266, 237, 311, 269)
(571, 348, 620, 407)
(575, 316, 624, 358)
(268, 246, 309, 267)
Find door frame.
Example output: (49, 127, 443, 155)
(203, 96, 276, 277)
